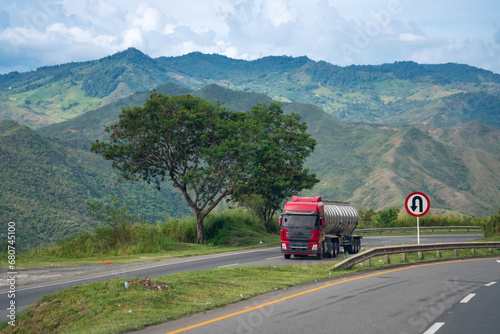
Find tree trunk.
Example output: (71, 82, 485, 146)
(196, 215, 204, 244)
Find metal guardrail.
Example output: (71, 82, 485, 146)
(334, 241, 500, 269)
(356, 226, 482, 233)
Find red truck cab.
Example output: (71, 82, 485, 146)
(280, 196, 325, 259)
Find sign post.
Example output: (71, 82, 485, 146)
(405, 192, 430, 244)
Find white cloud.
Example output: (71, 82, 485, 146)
(129, 3, 161, 32)
(0, 0, 499, 74)
(399, 33, 426, 42)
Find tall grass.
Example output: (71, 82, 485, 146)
(358, 207, 488, 229)
(37, 209, 278, 258)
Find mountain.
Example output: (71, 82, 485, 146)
(38, 83, 500, 218)
(2, 48, 500, 129)
(0, 116, 192, 250)
(2, 49, 500, 249)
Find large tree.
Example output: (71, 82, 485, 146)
(232, 103, 319, 231)
(91, 93, 250, 244)
(91, 93, 318, 243)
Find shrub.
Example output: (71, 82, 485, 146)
(483, 209, 500, 237)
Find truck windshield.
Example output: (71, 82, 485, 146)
(282, 214, 319, 229)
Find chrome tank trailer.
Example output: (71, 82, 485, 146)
(322, 201, 359, 236)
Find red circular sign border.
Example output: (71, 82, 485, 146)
(405, 192, 430, 217)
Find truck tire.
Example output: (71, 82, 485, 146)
(284, 254, 291, 259)
(316, 248, 323, 260)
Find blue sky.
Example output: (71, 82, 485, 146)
(1, 0, 499, 74)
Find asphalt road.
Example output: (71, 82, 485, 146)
(136, 257, 500, 334)
(0, 234, 484, 323)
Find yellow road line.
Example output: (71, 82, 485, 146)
(166, 257, 500, 334)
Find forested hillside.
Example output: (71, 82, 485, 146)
(39, 83, 500, 219)
(1, 48, 500, 250)
(2, 48, 500, 129)
(0, 117, 191, 250)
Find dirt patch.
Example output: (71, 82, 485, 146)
(128, 278, 170, 291)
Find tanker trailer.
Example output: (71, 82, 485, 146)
(280, 196, 362, 259)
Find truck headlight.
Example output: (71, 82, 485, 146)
(281, 243, 287, 250)
(311, 244, 318, 251)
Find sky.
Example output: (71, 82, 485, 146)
(1, 0, 500, 74)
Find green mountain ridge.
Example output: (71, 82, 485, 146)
(2, 48, 500, 129)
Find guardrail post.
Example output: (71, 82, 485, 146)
(454, 249, 457, 256)
(366, 258, 371, 266)
(418, 251, 423, 259)
(385, 254, 389, 264)
(471, 248, 475, 255)
(489, 248, 492, 252)
(402, 252, 406, 261)
(436, 250, 440, 258)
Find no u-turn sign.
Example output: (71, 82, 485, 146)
(405, 192, 430, 217)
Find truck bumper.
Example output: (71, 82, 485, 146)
(281, 250, 319, 256)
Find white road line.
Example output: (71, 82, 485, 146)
(265, 256, 283, 260)
(423, 322, 445, 334)
(218, 263, 239, 268)
(496, 260, 500, 263)
(460, 293, 476, 303)
(485, 281, 497, 287)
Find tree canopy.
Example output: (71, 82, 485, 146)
(91, 93, 318, 243)
(232, 103, 318, 230)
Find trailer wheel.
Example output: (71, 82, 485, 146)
(284, 254, 291, 259)
(354, 238, 360, 253)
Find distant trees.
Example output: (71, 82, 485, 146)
(483, 209, 500, 237)
(91, 93, 317, 243)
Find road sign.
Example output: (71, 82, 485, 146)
(405, 192, 430, 217)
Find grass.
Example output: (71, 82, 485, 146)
(2, 237, 499, 333)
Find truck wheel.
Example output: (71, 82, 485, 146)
(284, 254, 291, 259)
(316, 249, 323, 260)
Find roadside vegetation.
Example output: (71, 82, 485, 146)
(358, 206, 488, 229)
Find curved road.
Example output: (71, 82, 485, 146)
(135, 257, 500, 334)
(0, 234, 484, 322)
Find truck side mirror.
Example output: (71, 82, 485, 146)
(279, 215, 283, 226)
